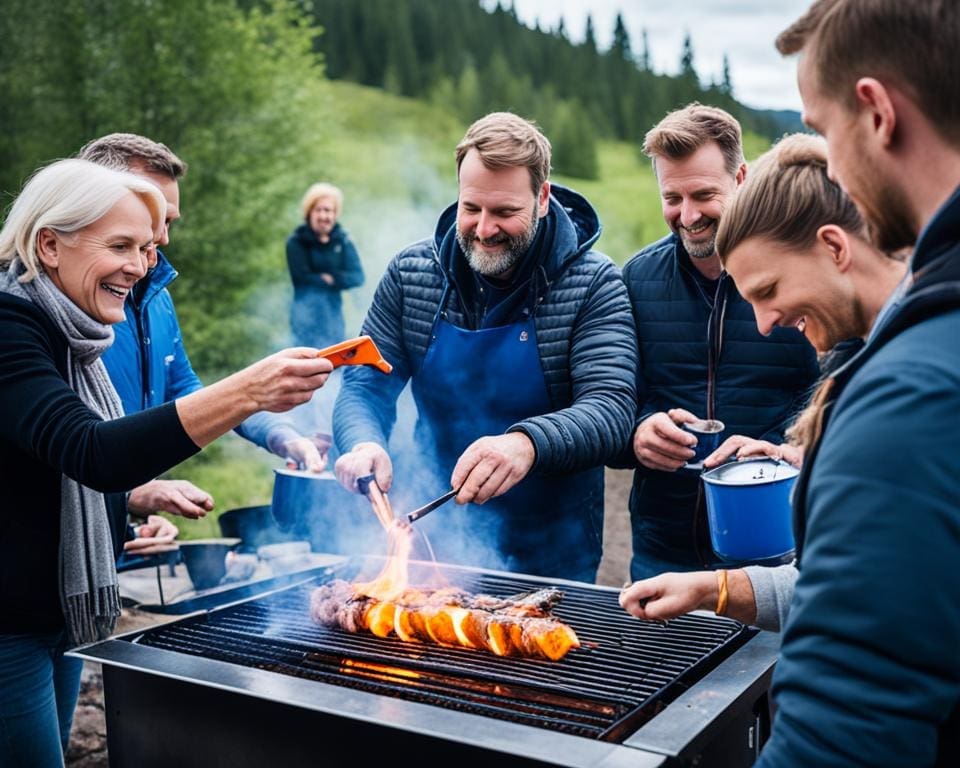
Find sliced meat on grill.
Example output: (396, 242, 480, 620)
(309, 580, 580, 661)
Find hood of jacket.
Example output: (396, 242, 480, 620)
(431, 184, 601, 327)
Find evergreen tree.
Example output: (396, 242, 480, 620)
(611, 12, 632, 63)
(584, 14, 597, 54)
(680, 31, 697, 80)
(456, 64, 485, 122)
(384, 8, 420, 96)
(721, 53, 734, 97)
(0, 0, 328, 376)
(550, 100, 599, 180)
(640, 28, 652, 71)
(300, 0, 797, 146)
(483, 51, 523, 112)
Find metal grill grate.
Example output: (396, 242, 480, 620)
(133, 569, 752, 740)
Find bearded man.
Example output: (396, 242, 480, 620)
(612, 103, 819, 581)
(332, 112, 637, 582)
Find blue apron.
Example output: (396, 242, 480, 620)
(407, 289, 603, 582)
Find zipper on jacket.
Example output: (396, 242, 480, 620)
(696, 276, 728, 566)
(132, 298, 151, 410)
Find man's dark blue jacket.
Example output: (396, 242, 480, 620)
(614, 233, 818, 572)
(334, 185, 637, 568)
(755, 187, 960, 768)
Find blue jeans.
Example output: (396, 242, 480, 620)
(0, 631, 83, 767)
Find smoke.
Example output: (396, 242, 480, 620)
(236, 138, 574, 579)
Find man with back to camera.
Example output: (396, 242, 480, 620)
(747, 1, 960, 765)
(333, 112, 638, 582)
(79, 134, 329, 530)
(611, 103, 819, 581)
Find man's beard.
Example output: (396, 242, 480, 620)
(858, 181, 917, 254)
(457, 209, 539, 277)
(678, 217, 718, 260)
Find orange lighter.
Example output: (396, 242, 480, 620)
(316, 335, 393, 374)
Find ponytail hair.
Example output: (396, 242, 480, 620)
(716, 133, 866, 263)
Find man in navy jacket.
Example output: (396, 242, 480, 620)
(79, 134, 327, 524)
(614, 104, 819, 580)
(333, 112, 637, 581)
(750, 2, 960, 765)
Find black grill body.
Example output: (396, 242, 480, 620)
(72, 562, 778, 767)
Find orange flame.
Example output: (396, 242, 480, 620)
(344, 487, 579, 660)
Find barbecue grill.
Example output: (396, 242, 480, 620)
(72, 558, 778, 767)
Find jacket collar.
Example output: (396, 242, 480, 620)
(910, 183, 960, 293)
(431, 185, 600, 327)
(134, 250, 177, 308)
(295, 222, 342, 245)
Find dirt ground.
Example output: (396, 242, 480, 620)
(65, 468, 635, 766)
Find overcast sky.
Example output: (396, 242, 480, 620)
(490, 0, 809, 112)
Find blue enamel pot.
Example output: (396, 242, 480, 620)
(701, 458, 799, 562)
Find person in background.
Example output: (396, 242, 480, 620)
(286, 182, 364, 350)
(285, 182, 364, 441)
(611, 104, 819, 582)
(333, 112, 637, 582)
(620, 132, 907, 632)
(78, 134, 329, 531)
(744, 1, 960, 763)
(0, 158, 331, 767)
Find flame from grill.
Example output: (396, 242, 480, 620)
(312, 490, 580, 660)
(353, 520, 415, 602)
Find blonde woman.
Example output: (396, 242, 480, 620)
(0, 159, 331, 766)
(286, 182, 364, 349)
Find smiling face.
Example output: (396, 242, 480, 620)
(308, 197, 338, 241)
(37, 192, 154, 324)
(656, 142, 743, 265)
(724, 233, 867, 353)
(798, 54, 916, 252)
(455, 149, 549, 279)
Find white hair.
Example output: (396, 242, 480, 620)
(301, 182, 344, 218)
(0, 158, 166, 282)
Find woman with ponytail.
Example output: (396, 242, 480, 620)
(620, 133, 907, 630)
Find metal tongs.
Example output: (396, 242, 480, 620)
(357, 475, 460, 527)
(406, 487, 460, 524)
(357, 473, 395, 529)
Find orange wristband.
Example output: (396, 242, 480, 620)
(715, 569, 729, 616)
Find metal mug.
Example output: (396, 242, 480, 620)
(682, 418, 725, 465)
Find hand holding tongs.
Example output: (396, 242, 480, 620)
(406, 487, 461, 524)
(357, 473, 395, 530)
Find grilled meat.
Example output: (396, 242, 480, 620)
(309, 581, 580, 661)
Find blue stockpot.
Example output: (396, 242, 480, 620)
(270, 468, 380, 554)
(701, 458, 799, 562)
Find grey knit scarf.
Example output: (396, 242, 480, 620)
(0, 259, 123, 646)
